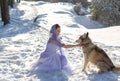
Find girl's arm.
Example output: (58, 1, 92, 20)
(48, 38, 80, 48)
(63, 44, 80, 48)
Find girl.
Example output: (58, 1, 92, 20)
(31, 24, 80, 75)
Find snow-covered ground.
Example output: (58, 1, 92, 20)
(0, 1, 120, 81)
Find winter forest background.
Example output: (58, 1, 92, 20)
(0, 0, 120, 81)
(0, 0, 120, 26)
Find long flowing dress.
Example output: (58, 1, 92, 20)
(31, 36, 72, 75)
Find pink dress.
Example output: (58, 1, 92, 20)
(31, 36, 72, 75)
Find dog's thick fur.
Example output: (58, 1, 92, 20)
(76, 32, 120, 74)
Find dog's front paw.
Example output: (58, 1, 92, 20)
(82, 69, 88, 74)
(98, 70, 105, 74)
(82, 69, 85, 72)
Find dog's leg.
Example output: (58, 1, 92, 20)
(82, 58, 89, 72)
(96, 62, 109, 74)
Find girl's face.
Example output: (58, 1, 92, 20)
(56, 27, 60, 35)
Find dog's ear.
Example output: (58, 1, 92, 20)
(83, 32, 89, 38)
(86, 32, 89, 37)
(85, 32, 89, 38)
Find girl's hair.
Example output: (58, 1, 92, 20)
(48, 24, 64, 47)
(55, 24, 60, 29)
(50, 24, 60, 33)
(49, 24, 60, 41)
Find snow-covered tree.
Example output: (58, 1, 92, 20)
(90, 0, 120, 26)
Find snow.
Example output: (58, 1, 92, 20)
(0, 1, 120, 81)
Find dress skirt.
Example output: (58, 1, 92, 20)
(31, 43, 72, 75)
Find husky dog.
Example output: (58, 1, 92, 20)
(76, 32, 120, 74)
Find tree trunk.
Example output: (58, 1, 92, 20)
(0, 0, 5, 22)
(9, 0, 14, 8)
(0, 0, 10, 25)
(17, 0, 21, 3)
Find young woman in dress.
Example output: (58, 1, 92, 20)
(31, 24, 80, 75)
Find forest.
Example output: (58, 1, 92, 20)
(0, 0, 120, 26)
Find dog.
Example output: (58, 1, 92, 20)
(76, 32, 120, 74)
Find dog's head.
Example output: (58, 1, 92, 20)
(76, 32, 91, 46)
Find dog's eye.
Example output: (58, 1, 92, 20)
(81, 38, 84, 41)
(80, 37, 84, 41)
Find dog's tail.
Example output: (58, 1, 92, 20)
(112, 67, 120, 74)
